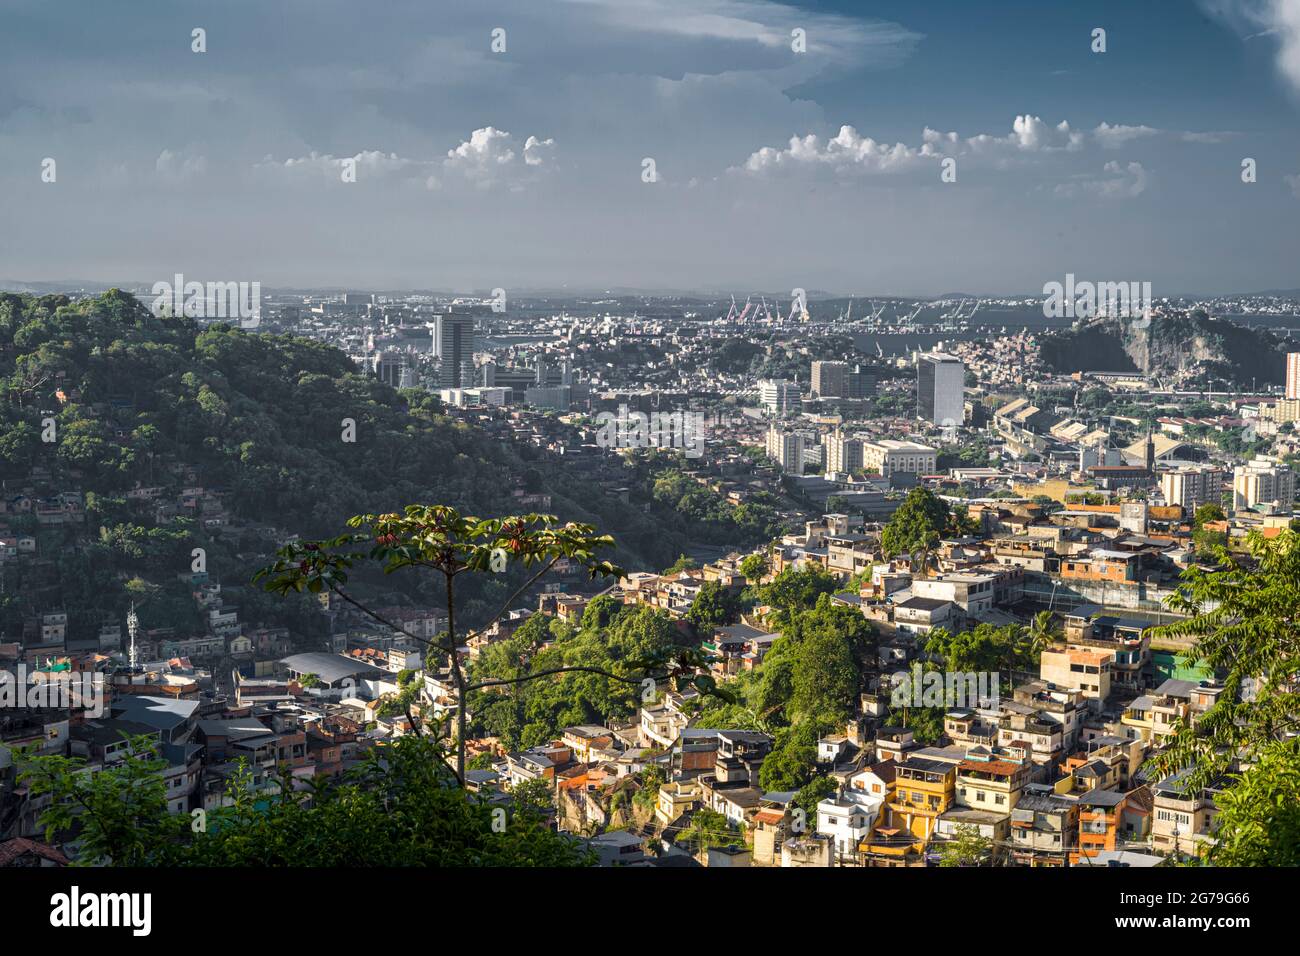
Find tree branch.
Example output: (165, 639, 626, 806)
(466, 665, 664, 692)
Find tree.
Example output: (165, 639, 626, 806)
(17, 734, 187, 865)
(885, 706, 945, 745)
(22, 735, 594, 866)
(738, 552, 768, 583)
(1193, 502, 1226, 529)
(682, 808, 742, 854)
(663, 554, 697, 574)
(1024, 610, 1063, 660)
(686, 580, 737, 629)
(881, 487, 950, 573)
(757, 565, 838, 624)
(257, 506, 727, 783)
(1149, 530, 1300, 865)
(937, 824, 995, 867)
(1205, 739, 1300, 867)
(256, 507, 619, 783)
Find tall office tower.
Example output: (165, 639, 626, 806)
(759, 379, 801, 417)
(1160, 466, 1226, 511)
(825, 429, 864, 474)
(1287, 352, 1300, 400)
(435, 313, 476, 389)
(916, 352, 965, 426)
(811, 360, 849, 399)
(847, 364, 877, 400)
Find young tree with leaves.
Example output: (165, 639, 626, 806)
(256, 506, 728, 783)
(1149, 529, 1300, 866)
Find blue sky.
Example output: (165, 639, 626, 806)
(0, 0, 1297, 294)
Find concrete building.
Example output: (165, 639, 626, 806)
(1287, 351, 1300, 400)
(917, 352, 965, 426)
(766, 424, 806, 474)
(759, 379, 801, 417)
(1159, 467, 1225, 511)
(1232, 458, 1296, 511)
(861, 439, 937, 478)
(811, 361, 849, 399)
(824, 430, 864, 474)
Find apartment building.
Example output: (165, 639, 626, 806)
(1232, 457, 1296, 511)
(1159, 466, 1225, 511)
(1040, 648, 1114, 702)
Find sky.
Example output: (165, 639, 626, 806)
(0, 0, 1298, 296)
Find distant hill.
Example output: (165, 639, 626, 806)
(0, 289, 734, 635)
(1039, 311, 1288, 385)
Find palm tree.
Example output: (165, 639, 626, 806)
(1026, 611, 1063, 660)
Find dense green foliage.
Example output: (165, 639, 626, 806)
(880, 486, 951, 568)
(0, 290, 703, 637)
(692, 584, 877, 793)
(18, 735, 591, 866)
(644, 459, 785, 548)
(467, 596, 680, 751)
(1150, 531, 1300, 866)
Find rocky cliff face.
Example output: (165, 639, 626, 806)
(1041, 311, 1286, 385)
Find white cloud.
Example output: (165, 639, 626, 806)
(1201, 0, 1300, 96)
(1285, 172, 1300, 197)
(444, 127, 555, 188)
(524, 135, 556, 167)
(155, 149, 207, 181)
(1093, 122, 1161, 148)
(1055, 161, 1149, 199)
(563, 0, 921, 68)
(1180, 130, 1237, 143)
(255, 128, 556, 190)
(738, 114, 1083, 176)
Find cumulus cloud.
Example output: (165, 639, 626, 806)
(155, 149, 207, 181)
(1055, 161, 1149, 199)
(739, 114, 1084, 176)
(444, 127, 555, 188)
(255, 128, 556, 191)
(1093, 122, 1161, 148)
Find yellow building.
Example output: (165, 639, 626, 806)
(863, 757, 955, 862)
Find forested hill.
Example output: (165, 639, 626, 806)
(0, 290, 696, 625)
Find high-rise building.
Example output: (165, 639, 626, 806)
(917, 352, 965, 426)
(1160, 467, 1225, 511)
(825, 430, 864, 474)
(435, 314, 476, 389)
(372, 350, 407, 388)
(765, 423, 806, 474)
(847, 364, 877, 400)
(811, 361, 849, 399)
(1287, 352, 1300, 400)
(759, 379, 801, 417)
(1233, 458, 1296, 511)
